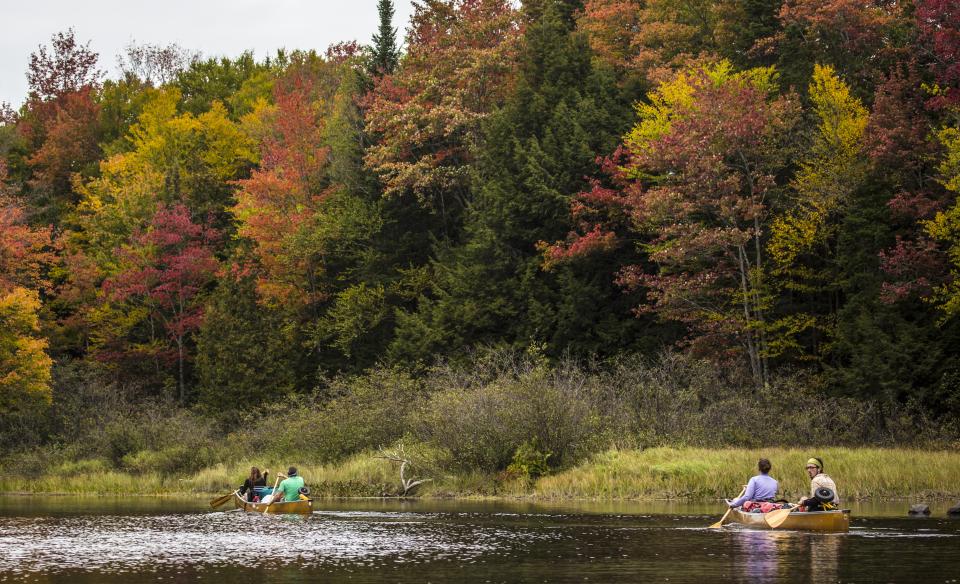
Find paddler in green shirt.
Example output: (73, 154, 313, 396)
(276, 466, 306, 502)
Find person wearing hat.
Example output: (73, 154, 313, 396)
(275, 466, 306, 503)
(798, 457, 840, 511)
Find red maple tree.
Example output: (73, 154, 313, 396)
(103, 204, 219, 401)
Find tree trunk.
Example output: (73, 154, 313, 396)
(177, 336, 184, 403)
(737, 245, 763, 389)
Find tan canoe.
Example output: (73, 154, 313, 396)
(234, 492, 313, 515)
(722, 507, 850, 532)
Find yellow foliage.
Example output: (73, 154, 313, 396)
(770, 65, 867, 275)
(73, 88, 257, 270)
(767, 210, 825, 280)
(764, 65, 867, 358)
(763, 313, 819, 359)
(0, 287, 53, 414)
(791, 64, 869, 214)
(627, 60, 779, 164)
(936, 127, 960, 194)
(925, 131, 960, 318)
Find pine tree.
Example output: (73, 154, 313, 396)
(370, 0, 400, 75)
(391, 0, 641, 361)
(195, 275, 298, 421)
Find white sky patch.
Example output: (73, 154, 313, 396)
(1, 0, 414, 108)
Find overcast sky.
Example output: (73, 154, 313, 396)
(1, 0, 414, 108)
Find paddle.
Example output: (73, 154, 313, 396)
(209, 490, 237, 509)
(709, 486, 747, 529)
(261, 473, 285, 507)
(764, 503, 802, 528)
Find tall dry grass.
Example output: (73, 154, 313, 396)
(535, 447, 960, 500)
(4, 447, 959, 500)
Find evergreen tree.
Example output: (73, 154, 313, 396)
(391, 0, 642, 361)
(195, 275, 298, 421)
(370, 0, 400, 75)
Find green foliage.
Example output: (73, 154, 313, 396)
(122, 445, 214, 475)
(395, 2, 637, 360)
(194, 275, 298, 420)
(412, 350, 612, 471)
(370, 0, 400, 75)
(4, 0, 960, 478)
(506, 439, 552, 480)
(174, 52, 274, 116)
(232, 365, 423, 463)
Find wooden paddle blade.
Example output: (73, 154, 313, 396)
(708, 486, 746, 529)
(209, 492, 234, 508)
(764, 506, 795, 528)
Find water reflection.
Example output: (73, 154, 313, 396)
(732, 526, 843, 583)
(0, 499, 955, 584)
(809, 534, 841, 583)
(735, 529, 788, 582)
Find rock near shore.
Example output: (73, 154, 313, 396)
(908, 504, 931, 516)
(948, 503, 960, 516)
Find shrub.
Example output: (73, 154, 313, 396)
(122, 445, 214, 475)
(413, 351, 612, 471)
(49, 458, 111, 477)
(506, 440, 551, 480)
(233, 365, 423, 462)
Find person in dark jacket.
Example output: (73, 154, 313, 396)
(238, 467, 269, 502)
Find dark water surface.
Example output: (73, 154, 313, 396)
(1, 497, 957, 583)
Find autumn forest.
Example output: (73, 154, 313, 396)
(2, 0, 960, 480)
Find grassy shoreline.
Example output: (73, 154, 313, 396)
(3, 447, 959, 500)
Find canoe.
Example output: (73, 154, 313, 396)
(722, 507, 850, 532)
(233, 492, 313, 515)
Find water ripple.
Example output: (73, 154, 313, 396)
(0, 511, 558, 576)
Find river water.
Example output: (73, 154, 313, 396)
(0, 497, 957, 583)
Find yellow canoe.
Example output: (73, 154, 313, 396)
(722, 507, 850, 532)
(234, 492, 313, 515)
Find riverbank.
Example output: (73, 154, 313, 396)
(4, 447, 959, 500)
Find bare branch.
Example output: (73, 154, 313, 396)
(376, 443, 433, 496)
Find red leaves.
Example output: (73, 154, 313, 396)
(887, 191, 943, 222)
(0, 177, 54, 293)
(865, 67, 937, 171)
(105, 203, 218, 341)
(25, 87, 101, 195)
(547, 63, 797, 373)
(917, 0, 960, 107)
(26, 29, 102, 102)
(879, 236, 943, 302)
(233, 71, 332, 303)
(539, 224, 618, 270)
(776, 0, 907, 78)
(364, 0, 520, 200)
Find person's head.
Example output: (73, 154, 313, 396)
(250, 466, 261, 482)
(287, 466, 298, 477)
(805, 457, 823, 479)
(758, 458, 771, 475)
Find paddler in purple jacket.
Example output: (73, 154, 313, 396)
(728, 458, 779, 508)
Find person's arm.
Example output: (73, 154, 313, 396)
(796, 478, 818, 506)
(730, 477, 756, 508)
